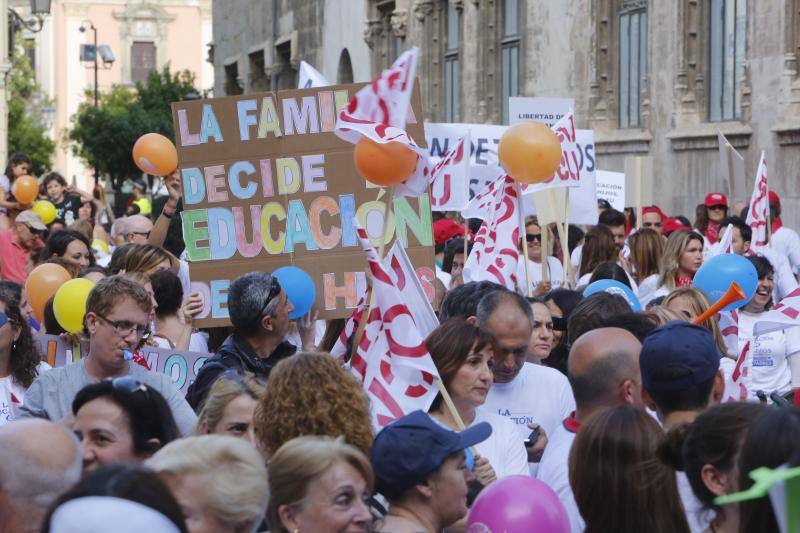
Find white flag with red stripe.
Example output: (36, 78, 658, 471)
(753, 287, 800, 337)
(334, 47, 429, 197)
(746, 151, 769, 251)
(429, 133, 470, 211)
(342, 222, 440, 429)
(519, 111, 582, 194)
(461, 174, 521, 289)
(707, 224, 735, 258)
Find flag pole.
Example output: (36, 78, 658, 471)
(515, 182, 533, 296)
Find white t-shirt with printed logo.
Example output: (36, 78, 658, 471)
(737, 310, 800, 399)
(0, 362, 52, 427)
(483, 363, 575, 457)
(473, 408, 530, 479)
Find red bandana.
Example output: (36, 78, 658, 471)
(675, 274, 694, 288)
(772, 217, 783, 232)
(705, 221, 720, 244)
(563, 411, 580, 433)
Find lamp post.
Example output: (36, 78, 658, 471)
(79, 21, 98, 108)
(79, 20, 114, 183)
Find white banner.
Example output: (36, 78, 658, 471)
(427, 133, 470, 211)
(508, 97, 574, 127)
(596, 170, 626, 212)
(298, 61, 331, 89)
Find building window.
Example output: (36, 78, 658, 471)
(131, 41, 156, 84)
(708, 0, 746, 122)
(224, 62, 243, 95)
(338, 49, 354, 83)
(249, 50, 269, 92)
(619, 1, 647, 128)
(501, 0, 520, 124)
(274, 42, 296, 90)
(444, 2, 461, 122)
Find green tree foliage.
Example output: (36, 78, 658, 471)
(68, 66, 198, 190)
(7, 39, 55, 176)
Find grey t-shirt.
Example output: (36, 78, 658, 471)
(19, 359, 197, 437)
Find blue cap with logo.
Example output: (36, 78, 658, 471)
(370, 410, 491, 497)
(640, 321, 721, 392)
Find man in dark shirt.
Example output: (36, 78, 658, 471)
(186, 271, 297, 410)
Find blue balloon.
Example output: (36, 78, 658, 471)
(273, 266, 316, 319)
(692, 253, 758, 311)
(583, 279, 642, 311)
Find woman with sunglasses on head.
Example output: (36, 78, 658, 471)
(71, 377, 180, 472)
(196, 371, 266, 449)
(0, 288, 50, 426)
(517, 216, 564, 296)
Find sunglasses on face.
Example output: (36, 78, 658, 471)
(708, 205, 727, 211)
(526, 233, 542, 244)
(643, 222, 663, 228)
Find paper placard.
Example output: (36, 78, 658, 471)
(596, 170, 626, 211)
(508, 97, 574, 127)
(36, 334, 209, 395)
(171, 83, 433, 326)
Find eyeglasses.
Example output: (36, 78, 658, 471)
(111, 376, 151, 400)
(129, 231, 152, 239)
(255, 276, 282, 322)
(708, 205, 727, 211)
(643, 222, 663, 228)
(94, 312, 149, 339)
(525, 233, 542, 244)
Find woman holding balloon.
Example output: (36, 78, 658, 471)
(0, 153, 32, 228)
(0, 288, 50, 426)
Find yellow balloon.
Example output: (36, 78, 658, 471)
(53, 279, 95, 333)
(91, 238, 110, 254)
(32, 200, 57, 225)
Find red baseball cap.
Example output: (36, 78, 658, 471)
(663, 217, 691, 235)
(769, 190, 781, 207)
(704, 192, 728, 208)
(433, 218, 463, 246)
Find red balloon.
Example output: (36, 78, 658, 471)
(132, 133, 178, 176)
(353, 137, 418, 186)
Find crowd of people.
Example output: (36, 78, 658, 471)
(0, 149, 798, 533)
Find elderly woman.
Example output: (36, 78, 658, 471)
(196, 371, 265, 448)
(255, 351, 373, 458)
(268, 435, 373, 533)
(147, 435, 268, 533)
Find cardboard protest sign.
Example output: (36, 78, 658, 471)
(596, 170, 626, 211)
(568, 130, 599, 225)
(172, 83, 434, 326)
(718, 131, 746, 203)
(36, 334, 209, 395)
(508, 97, 574, 127)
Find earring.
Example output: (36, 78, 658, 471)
(11, 340, 17, 352)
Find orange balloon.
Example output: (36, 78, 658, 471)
(498, 122, 563, 184)
(25, 263, 72, 324)
(353, 137, 419, 186)
(12, 175, 39, 205)
(132, 133, 178, 176)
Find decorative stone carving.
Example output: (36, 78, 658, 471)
(412, 0, 434, 21)
(390, 10, 408, 37)
(363, 18, 384, 49)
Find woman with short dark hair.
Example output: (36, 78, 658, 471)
(71, 377, 180, 472)
(40, 228, 95, 269)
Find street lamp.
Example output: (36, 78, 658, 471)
(79, 20, 114, 109)
(8, 0, 52, 34)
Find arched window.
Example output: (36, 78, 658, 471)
(444, 2, 461, 121)
(500, 0, 521, 123)
(708, 0, 746, 122)
(338, 49, 354, 84)
(619, 1, 647, 128)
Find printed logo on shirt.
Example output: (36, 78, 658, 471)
(752, 357, 774, 367)
(496, 408, 536, 426)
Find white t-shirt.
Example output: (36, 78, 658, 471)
(0, 362, 52, 427)
(435, 264, 452, 288)
(772, 226, 800, 275)
(737, 310, 800, 399)
(483, 363, 575, 455)
(152, 332, 210, 353)
(473, 408, 530, 479)
(758, 247, 799, 302)
(637, 274, 661, 308)
(537, 421, 583, 533)
(516, 256, 565, 293)
(677, 471, 714, 533)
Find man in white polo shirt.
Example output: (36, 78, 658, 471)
(476, 290, 575, 467)
(536, 327, 644, 533)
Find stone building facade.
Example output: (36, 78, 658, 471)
(211, 0, 800, 227)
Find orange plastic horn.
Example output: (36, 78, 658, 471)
(692, 282, 746, 325)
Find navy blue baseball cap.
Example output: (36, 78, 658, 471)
(640, 321, 721, 392)
(371, 410, 491, 497)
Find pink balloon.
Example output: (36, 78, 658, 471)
(467, 476, 570, 533)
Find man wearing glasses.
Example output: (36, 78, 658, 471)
(19, 276, 197, 436)
(186, 272, 297, 410)
(0, 210, 46, 284)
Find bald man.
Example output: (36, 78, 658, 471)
(0, 419, 82, 533)
(123, 215, 154, 245)
(537, 327, 643, 533)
